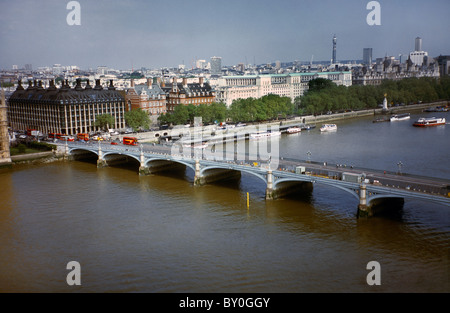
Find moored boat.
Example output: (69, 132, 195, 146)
(373, 117, 390, 123)
(249, 131, 281, 139)
(286, 127, 301, 134)
(413, 117, 446, 127)
(320, 124, 337, 132)
(390, 113, 410, 121)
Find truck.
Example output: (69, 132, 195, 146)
(295, 166, 306, 174)
(341, 172, 363, 183)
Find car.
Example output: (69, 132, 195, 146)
(111, 142, 118, 145)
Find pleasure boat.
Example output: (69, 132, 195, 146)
(413, 117, 446, 127)
(286, 127, 301, 134)
(390, 113, 410, 121)
(249, 130, 282, 139)
(320, 124, 337, 132)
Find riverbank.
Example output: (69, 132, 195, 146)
(10, 150, 64, 166)
(122, 100, 448, 143)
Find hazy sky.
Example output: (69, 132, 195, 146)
(1, 0, 449, 70)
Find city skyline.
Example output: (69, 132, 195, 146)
(1, 0, 450, 70)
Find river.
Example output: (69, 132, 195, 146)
(0, 110, 449, 293)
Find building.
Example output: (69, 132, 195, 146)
(215, 71, 352, 106)
(0, 88, 11, 165)
(210, 56, 222, 76)
(415, 37, 422, 52)
(7, 79, 126, 135)
(436, 55, 450, 76)
(125, 78, 167, 115)
(161, 77, 216, 112)
(332, 34, 337, 64)
(409, 36, 428, 66)
(363, 48, 373, 66)
(352, 55, 440, 86)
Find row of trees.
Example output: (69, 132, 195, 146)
(157, 94, 295, 126)
(297, 76, 450, 115)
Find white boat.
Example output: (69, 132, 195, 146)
(286, 127, 301, 134)
(390, 113, 410, 121)
(413, 117, 446, 127)
(320, 124, 337, 132)
(249, 131, 281, 139)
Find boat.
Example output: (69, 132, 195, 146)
(390, 113, 410, 121)
(249, 131, 282, 139)
(320, 124, 337, 132)
(373, 117, 390, 123)
(423, 106, 449, 112)
(413, 117, 446, 127)
(286, 127, 301, 134)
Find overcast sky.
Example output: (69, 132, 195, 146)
(1, 0, 449, 70)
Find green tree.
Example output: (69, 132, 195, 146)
(124, 108, 151, 131)
(95, 114, 115, 131)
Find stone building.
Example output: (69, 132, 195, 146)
(0, 88, 11, 166)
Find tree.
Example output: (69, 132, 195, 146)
(308, 78, 337, 93)
(124, 108, 151, 131)
(95, 114, 115, 131)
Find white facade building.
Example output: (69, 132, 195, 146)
(215, 71, 352, 106)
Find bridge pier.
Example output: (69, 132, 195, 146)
(357, 183, 372, 217)
(139, 149, 150, 175)
(97, 144, 107, 168)
(265, 170, 274, 200)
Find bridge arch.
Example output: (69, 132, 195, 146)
(200, 165, 267, 185)
(145, 157, 196, 173)
(102, 151, 141, 164)
(273, 177, 361, 202)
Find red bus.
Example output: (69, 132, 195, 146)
(27, 129, 38, 136)
(77, 133, 89, 141)
(48, 133, 56, 139)
(55, 133, 64, 140)
(123, 137, 138, 146)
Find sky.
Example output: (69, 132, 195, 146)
(1, 0, 449, 70)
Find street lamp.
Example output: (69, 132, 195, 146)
(397, 161, 403, 175)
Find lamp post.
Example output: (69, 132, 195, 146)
(397, 161, 403, 175)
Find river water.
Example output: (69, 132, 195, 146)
(0, 111, 449, 293)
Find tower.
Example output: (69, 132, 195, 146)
(332, 34, 337, 64)
(0, 88, 12, 165)
(415, 37, 422, 52)
(363, 48, 373, 66)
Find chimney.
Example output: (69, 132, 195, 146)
(17, 80, 24, 90)
(182, 77, 187, 86)
(199, 77, 204, 87)
(94, 79, 103, 90)
(27, 80, 34, 90)
(108, 79, 115, 90)
(130, 79, 135, 88)
(75, 78, 83, 91)
(161, 78, 165, 87)
(147, 78, 152, 88)
(85, 79, 92, 90)
(48, 79, 57, 90)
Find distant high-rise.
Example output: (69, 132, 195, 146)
(415, 37, 422, 52)
(332, 34, 337, 64)
(210, 56, 222, 76)
(363, 48, 373, 65)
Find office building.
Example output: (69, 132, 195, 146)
(332, 34, 337, 64)
(7, 79, 126, 135)
(215, 71, 352, 106)
(363, 48, 373, 66)
(210, 56, 222, 76)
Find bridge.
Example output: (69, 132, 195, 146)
(58, 141, 450, 218)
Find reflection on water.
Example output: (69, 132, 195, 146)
(0, 112, 449, 293)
